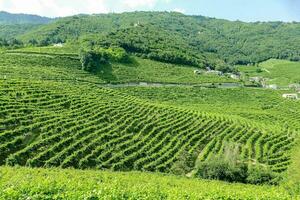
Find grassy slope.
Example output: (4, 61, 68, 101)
(5, 47, 236, 84)
(0, 166, 293, 200)
(238, 59, 300, 86)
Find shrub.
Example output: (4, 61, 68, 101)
(196, 155, 248, 183)
(195, 142, 278, 185)
(170, 150, 198, 175)
(246, 166, 276, 185)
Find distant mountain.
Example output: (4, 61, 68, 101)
(0, 11, 52, 24)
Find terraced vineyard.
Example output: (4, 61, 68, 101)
(117, 87, 300, 132)
(0, 78, 296, 175)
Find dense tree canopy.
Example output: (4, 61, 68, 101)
(1, 11, 299, 69)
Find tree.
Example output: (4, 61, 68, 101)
(28, 39, 38, 46)
(80, 50, 109, 72)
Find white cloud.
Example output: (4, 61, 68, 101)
(0, 0, 108, 17)
(0, 0, 173, 17)
(121, 0, 158, 9)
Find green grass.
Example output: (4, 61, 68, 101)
(8, 45, 79, 56)
(238, 59, 300, 86)
(0, 166, 294, 200)
(3, 48, 237, 84)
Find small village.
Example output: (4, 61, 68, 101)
(194, 69, 300, 100)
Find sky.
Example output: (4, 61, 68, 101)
(0, 0, 299, 22)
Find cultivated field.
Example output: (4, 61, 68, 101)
(0, 51, 299, 199)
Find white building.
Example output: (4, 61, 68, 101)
(266, 84, 278, 90)
(206, 70, 223, 76)
(194, 70, 203, 75)
(289, 84, 300, 90)
(282, 93, 298, 100)
(53, 43, 63, 47)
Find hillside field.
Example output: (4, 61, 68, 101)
(3, 47, 236, 84)
(0, 11, 300, 200)
(238, 59, 300, 86)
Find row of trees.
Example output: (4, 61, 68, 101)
(0, 38, 23, 48)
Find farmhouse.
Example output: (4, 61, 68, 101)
(249, 76, 263, 83)
(53, 43, 63, 47)
(282, 93, 298, 100)
(228, 73, 240, 80)
(265, 84, 278, 90)
(289, 83, 300, 90)
(194, 69, 203, 75)
(206, 70, 223, 76)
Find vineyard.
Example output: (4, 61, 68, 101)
(0, 77, 295, 175)
(117, 87, 300, 132)
(0, 51, 299, 198)
(0, 166, 292, 199)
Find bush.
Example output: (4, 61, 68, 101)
(196, 156, 248, 183)
(195, 143, 278, 185)
(106, 47, 130, 63)
(247, 166, 276, 185)
(170, 150, 198, 175)
(256, 68, 263, 73)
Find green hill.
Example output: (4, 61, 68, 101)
(17, 11, 300, 68)
(0, 11, 52, 24)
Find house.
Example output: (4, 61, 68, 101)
(289, 84, 300, 90)
(265, 84, 278, 90)
(206, 70, 223, 76)
(226, 73, 240, 80)
(282, 93, 298, 100)
(53, 43, 63, 47)
(194, 70, 203, 75)
(249, 77, 263, 83)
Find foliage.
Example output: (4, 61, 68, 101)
(0, 166, 293, 200)
(16, 11, 300, 68)
(0, 11, 52, 24)
(196, 143, 276, 184)
(0, 37, 23, 48)
(246, 166, 277, 185)
(80, 49, 108, 72)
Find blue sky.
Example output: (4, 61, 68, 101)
(0, 0, 299, 22)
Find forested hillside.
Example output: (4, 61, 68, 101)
(0, 11, 52, 24)
(16, 11, 300, 68)
(0, 11, 52, 40)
